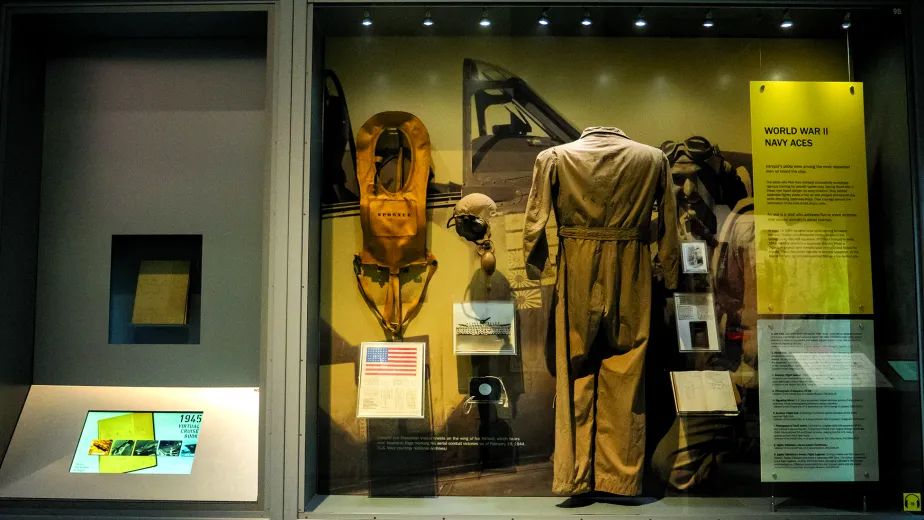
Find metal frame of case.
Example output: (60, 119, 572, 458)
(0, 1, 921, 519)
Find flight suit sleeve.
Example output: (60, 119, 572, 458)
(657, 153, 680, 289)
(523, 149, 557, 280)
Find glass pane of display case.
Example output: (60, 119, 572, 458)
(307, 4, 922, 517)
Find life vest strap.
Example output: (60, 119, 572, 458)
(353, 254, 438, 339)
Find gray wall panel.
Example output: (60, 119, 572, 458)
(33, 39, 267, 387)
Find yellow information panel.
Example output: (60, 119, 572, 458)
(750, 81, 873, 315)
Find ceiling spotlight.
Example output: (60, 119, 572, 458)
(423, 8, 434, 26)
(581, 9, 592, 26)
(635, 9, 647, 27)
(780, 9, 793, 29)
(841, 11, 851, 29)
(538, 8, 549, 26)
(361, 9, 372, 26)
(703, 9, 714, 28)
(479, 7, 491, 27)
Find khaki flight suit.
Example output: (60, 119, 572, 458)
(523, 127, 679, 496)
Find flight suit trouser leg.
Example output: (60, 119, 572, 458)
(552, 238, 649, 496)
(593, 339, 647, 495)
(593, 240, 649, 496)
(552, 238, 600, 496)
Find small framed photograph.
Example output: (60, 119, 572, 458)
(681, 241, 708, 274)
(453, 301, 517, 355)
(674, 293, 720, 353)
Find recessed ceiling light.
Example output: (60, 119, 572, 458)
(781, 9, 794, 29)
(635, 9, 647, 27)
(841, 12, 851, 29)
(479, 7, 491, 27)
(703, 10, 714, 28)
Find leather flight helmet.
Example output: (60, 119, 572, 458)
(447, 193, 498, 276)
(447, 193, 497, 245)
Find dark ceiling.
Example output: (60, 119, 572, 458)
(314, 4, 900, 40)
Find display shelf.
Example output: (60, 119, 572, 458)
(0, 385, 259, 501)
(303, 495, 890, 519)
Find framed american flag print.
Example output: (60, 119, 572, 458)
(356, 342, 426, 419)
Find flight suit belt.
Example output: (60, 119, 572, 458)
(558, 226, 648, 241)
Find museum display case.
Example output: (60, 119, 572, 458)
(301, 3, 924, 518)
(0, 4, 296, 517)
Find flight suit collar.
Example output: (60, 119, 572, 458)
(580, 127, 630, 140)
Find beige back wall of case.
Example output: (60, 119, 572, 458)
(33, 39, 267, 387)
(326, 37, 848, 185)
(319, 36, 846, 489)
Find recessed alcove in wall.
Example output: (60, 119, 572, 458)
(109, 234, 203, 345)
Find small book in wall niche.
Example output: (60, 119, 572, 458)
(131, 260, 191, 325)
(670, 370, 739, 416)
